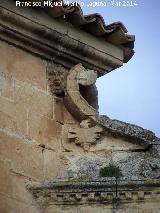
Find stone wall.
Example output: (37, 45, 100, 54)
(0, 40, 69, 212)
(0, 39, 159, 213)
(46, 201, 160, 213)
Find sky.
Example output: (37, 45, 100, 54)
(81, 0, 160, 136)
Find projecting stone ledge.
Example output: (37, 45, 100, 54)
(97, 115, 160, 144)
(27, 178, 160, 206)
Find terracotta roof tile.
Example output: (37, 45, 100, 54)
(25, 0, 135, 62)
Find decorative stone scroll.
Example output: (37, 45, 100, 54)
(64, 64, 99, 121)
(68, 119, 103, 151)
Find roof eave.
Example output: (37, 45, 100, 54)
(0, 2, 128, 75)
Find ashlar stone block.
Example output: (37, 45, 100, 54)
(0, 131, 43, 181)
(0, 40, 47, 90)
(28, 114, 62, 151)
(14, 80, 53, 118)
(0, 96, 28, 135)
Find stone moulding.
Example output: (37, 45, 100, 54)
(27, 178, 160, 206)
(0, 3, 124, 75)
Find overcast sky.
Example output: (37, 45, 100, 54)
(82, 0, 160, 136)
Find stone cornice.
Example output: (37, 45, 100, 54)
(98, 115, 160, 145)
(0, 2, 124, 76)
(27, 178, 160, 206)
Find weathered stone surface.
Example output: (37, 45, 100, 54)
(0, 159, 42, 206)
(140, 158, 160, 178)
(0, 72, 14, 100)
(28, 178, 160, 213)
(68, 119, 103, 151)
(0, 3, 159, 213)
(0, 160, 13, 196)
(46, 205, 159, 213)
(98, 115, 159, 144)
(14, 79, 53, 118)
(43, 150, 61, 180)
(47, 62, 68, 96)
(0, 96, 28, 135)
(90, 136, 142, 152)
(0, 131, 43, 180)
(115, 153, 145, 178)
(149, 144, 160, 157)
(28, 114, 62, 151)
(63, 154, 110, 178)
(53, 96, 64, 124)
(63, 105, 78, 124)
(64, 64, 98, 120)
(0, 72, 53, 137)
(45, 205, 61, 213)
(0, 40, 47, 90)
(112, 150, 160, 179)
(0, 193, 41, 213)
(56, 148, 160, 179)
(61, 123, 82, 152)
